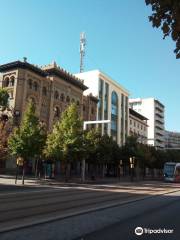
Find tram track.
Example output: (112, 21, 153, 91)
(0, 183, 180, 234)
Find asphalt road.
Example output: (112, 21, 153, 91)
(0, 182, 180, 240)
(81, 191, 180, 240)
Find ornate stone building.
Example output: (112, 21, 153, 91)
(83, 94, 98, 122)
(0, 60, 97, 129)
(0, 60, 98, 172)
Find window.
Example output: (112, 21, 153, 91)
(111, 91, 118, 141)
(28, 79, 32, 89)
(71, 98, 75, 103)
(54, 106, 60, 118)
(83, 105, 86, 111)
(4, 77, 9, 87)
(10, 76, 15, 86)
(111, 91, 118, 116)
(42, 86, 47, 96)
(98, 79, 104, 120)
(91, 107, 94, 114)
(66, 96, 70, 103)
(9, 91, 13, 99)
(104, 82, 109, 120)
(60, 93, 65, 102)
(54, 91, 59, 99)
(33, 82, 38, 91)
(77, 100, 80, 106)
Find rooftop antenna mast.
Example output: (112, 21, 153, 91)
(80, 32, 86, 73)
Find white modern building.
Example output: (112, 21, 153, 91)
(129, 98, 165, 149)
(129, 108, 148, 145)
(75, 70, 129, 146)
(165, 130, 180, 149)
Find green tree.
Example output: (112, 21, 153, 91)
(8, 101, 46, 183)
(0, 88, 10, 168)
(0, 88, 9, 124)
(0, 120, 12, 168)
(85, 129, 121, 177)
(45, 103, 83, 179)
(121, 136, 138, 159)
(145, 0, 180, 58)
(84, 128, 101, 164)
(0, 88, 9, 110)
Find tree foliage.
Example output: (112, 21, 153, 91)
(145, 0, 180, 58)
(0, 120, 12, 162)
(8, 101, 46, 160)
(0, 88, 10, 164)
(85, 129, 121, 165)
(122, 136, 166, 169)
(45, 103, 83, 163)
(0, 88, 9, 110)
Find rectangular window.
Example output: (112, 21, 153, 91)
(121, 94, 124, 142)
(104, 82, 109, 121)
(98, 78, 104, 120)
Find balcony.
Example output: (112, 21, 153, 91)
(155, 116, 164, 125)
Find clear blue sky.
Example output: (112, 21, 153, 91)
(0, 0, 179, 131)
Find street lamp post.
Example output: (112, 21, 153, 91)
(119, 159, 123, 180)
(82, 120, 111, 183)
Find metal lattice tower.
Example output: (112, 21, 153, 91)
(80, 32, 86, 73)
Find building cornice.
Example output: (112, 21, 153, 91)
(0, 61, 47, 77)
(0, 60, 88, 91)
(44, 67, 88, 91)
(129, 108, 148, 121)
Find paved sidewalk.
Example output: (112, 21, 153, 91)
(0, 174, 165, 188)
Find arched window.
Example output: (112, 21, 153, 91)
(28, 79, 32, 89)
(54, 106, 60, 118)
(111, 91, 118, 115)
(33, 82, 38, 91)
(60, 93, 64, 102)
(4, 77, 9, 87)
(9, 91, 14, 99)
(111, 91, 118, 141)
(42, 86, 47, 96)
(54, 91, 59, 100)
(66, 96, 70, 103)
(76, 100, 80, 106)
(71, 98, 75, 103)
(10, 76, 15, 86)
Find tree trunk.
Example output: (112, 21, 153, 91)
(22, 163, 25, 185)
(102, 164, 106, 178)
(15, 164, 19, 184)
(35, 158, 39, 179)
(65, 162, 71, 182)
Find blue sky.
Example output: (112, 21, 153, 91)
(0, 0, 179, 131)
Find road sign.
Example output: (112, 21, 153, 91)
(16, 157, 24, 166)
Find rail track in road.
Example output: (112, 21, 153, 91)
(0, 182, 180, 233)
